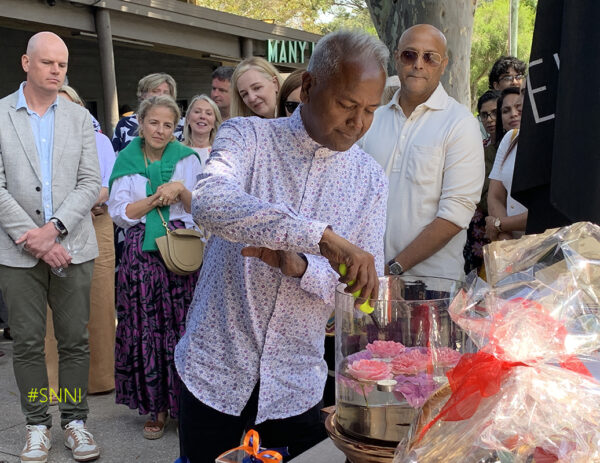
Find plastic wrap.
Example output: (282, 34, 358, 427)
(396, 222, 600, 463)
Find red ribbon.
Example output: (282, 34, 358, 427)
(417, 297, 593, 444)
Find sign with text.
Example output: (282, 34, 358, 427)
(267, 40, 315, 64)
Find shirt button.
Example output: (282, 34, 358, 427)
(45, 182, 49, 186)
(42, 139, 46, 143)
(36, 186, 41, 191)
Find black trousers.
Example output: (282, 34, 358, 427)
(179, 381, 327, 463)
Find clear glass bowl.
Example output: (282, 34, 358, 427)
(335, 275, 470, 444)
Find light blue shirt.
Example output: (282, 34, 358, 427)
(16, 82, 58, 222)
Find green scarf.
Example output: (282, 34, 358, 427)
(109, 137, 200, 252)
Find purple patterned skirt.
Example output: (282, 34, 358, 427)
(114, 221, 199, 419)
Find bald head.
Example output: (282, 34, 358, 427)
(22, 31, 69, 98)
(398, 24, 447, 57)
(26, 31, 68, 57)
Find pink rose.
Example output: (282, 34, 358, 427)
(347, 359, 392, 381)
(391, 349, 430, 375)
(435, 347, 462, 367)
(366, 340, 406, 358)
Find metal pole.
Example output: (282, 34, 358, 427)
(94, 8, 119, 138)
(509, 0, 519, 56)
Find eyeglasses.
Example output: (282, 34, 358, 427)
(398, 49, 443, 67)
(284, 101, 300, 113)
(478, 111, 497, 121)
(499, 74, 526, 84)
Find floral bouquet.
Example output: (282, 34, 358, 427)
(396, 222, 600, 463)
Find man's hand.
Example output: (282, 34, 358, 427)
(40, 242, 72, 269)
(318, 227, 378, 303)
(241, 247, 308, 278)
(15, 223, 59, 258)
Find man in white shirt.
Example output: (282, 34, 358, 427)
(360, 24, 484, 281)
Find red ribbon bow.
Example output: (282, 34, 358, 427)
(418, 298, 593, 443)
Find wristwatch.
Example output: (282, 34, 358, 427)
(387, 259, 404, 275)
(494, 217, 503, 232)
(49, 217, 68, 237)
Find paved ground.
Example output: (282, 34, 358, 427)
(0, 334, 345, 463)
(0, 336, 179, 463)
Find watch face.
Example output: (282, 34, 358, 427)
(389, 262, 403, 275)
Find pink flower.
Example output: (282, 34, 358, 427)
(337, 374, 374, 398)
(435, 347, 462, 367)
(366, 340, 406, 358)
(391, 349, 430, 375)
(393, 373, 437, 408)
(347, 350, 373, 363)
(347, 359, 392, 381)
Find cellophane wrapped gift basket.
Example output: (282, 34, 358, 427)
(395, 222, 600, 463)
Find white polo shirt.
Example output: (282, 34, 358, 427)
(359, 84, 484, 281)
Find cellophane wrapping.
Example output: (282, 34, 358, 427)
(395, 222, 600, 463)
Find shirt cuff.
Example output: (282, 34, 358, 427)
(300, 253, 338, 306)
(437, 199, 476, 229)
(288, 220, 330, 255)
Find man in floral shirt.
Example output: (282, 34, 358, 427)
(176, 30, 389, 461)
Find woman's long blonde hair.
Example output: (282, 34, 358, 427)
(230, 57, 283, 118)
(183, 95, 222, 147)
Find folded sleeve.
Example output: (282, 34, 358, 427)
(437, 115, 485, 229)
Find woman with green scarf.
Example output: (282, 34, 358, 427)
(107, 95, 202, 440)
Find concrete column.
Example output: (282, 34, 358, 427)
(94, 8, 119, 138)
(241, 37, 253, 58)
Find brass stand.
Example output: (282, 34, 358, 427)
(325, 412, 398, 463)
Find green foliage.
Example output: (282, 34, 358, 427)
(182, 0, 329, 33)
(178, 0, 374, 35)
(470, 0, 537, 109)
(316, 0, 376, 35)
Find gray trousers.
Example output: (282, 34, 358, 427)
(0, 260, 94, 428)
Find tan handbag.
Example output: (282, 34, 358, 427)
(143, 150, 205, 276)
(155, 207, 205, 276)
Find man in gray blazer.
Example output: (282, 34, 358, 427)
(0, 32, 101, 462)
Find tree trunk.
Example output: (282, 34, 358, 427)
(367, 0, 477, 106)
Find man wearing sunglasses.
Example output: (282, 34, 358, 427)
(359, 24, 484, 282)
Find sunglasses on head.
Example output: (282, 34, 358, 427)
(284, 101, 300, 113)
(398, 49, 443, 67)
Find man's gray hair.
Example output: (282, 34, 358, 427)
(307, 30, 389, 79)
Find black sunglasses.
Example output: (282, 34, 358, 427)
(284, 101, 300, 113)
(398, 49, 443, 67)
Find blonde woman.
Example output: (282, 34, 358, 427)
(112, 72, 185, 154)
(230, 57, 283, 118)
(183, 94, 222, 167)
(108, 95, 202, 439)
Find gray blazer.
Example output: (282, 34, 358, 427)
(0, 90, 101, 267)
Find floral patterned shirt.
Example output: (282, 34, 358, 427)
(174, 108, 387, 423)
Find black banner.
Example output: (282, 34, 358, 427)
(512, 0, 600, 233)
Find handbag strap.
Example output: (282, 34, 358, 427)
(143, 150, 171, 235)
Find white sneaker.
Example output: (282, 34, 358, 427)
(20, 425, 51, 463)
(64, 420, 100, 461)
